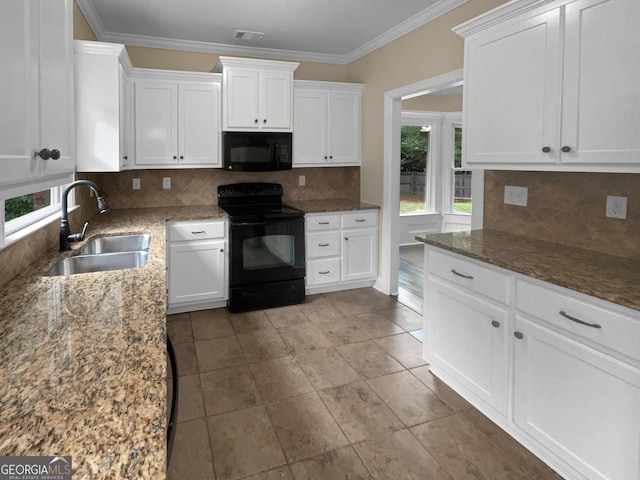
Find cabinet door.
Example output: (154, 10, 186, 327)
(168, 240, 226, 305)
(38, 0, 74, 179)
(179, 82, 220, 165)
(463, 8, 562, 166)
(293, 90, 327, 165)
(342, 228, 377, 282)
(223, 69, 259, 130)
(327, 93, 360, 165)
(0, 0, 37, 185)
(135, 80, 178, 165)
(0, 0, 73, 185)
(560, 0, 640, 166)
(260, 70, 292, 130)
(513, 316, 640, 480)
(425, 277, 509, 414)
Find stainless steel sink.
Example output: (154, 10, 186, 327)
(80, 233, 151, 255)
(44, 251, 149, 276)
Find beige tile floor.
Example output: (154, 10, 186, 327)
(166, 288, 563, 480)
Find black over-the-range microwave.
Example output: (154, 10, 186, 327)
(222, 131, 292, 172)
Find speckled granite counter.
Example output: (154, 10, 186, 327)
(286, 199, 379, 213)
(417, 229, 640, 312)
(0, 206, 226, 479)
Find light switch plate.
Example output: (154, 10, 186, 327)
(132, 178, 141, 190)
(163, 177, 171, 189)
(504, 185, 528, 206)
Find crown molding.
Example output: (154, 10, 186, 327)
(453, 0, 565, 38)
(344, 0, 469, 63)
(77, 0, 469, 65)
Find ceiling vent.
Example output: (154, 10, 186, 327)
(232, 30, 265, 41)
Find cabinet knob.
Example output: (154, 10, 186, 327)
(329, 155, 333, 159)
(50, 149, 60, 160)
(35, 148, 51, 160)
(123, 155, 128, 160)
(263, 119, 267, 124)
(561, 145, 572, 153)
(344, 237, 349, 241)
(491, 320, 501, 328)
(541, 146, 551, 153)
(173, 155, 177, 160)
(514, 331, 524, 340)
(220, 249, 224, 253)
(254, 119, 259, 124)
(180, 155, 184, 160)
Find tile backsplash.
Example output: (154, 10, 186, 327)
(80, 167, 360, 209)
(484, 170, 640, 258)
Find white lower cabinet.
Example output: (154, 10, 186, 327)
(424, 245, 640, 480)
(426, 277, 509, 415)
(166, 220, 227, 314)
(305, 210, 378, 294)
(513, 316, 640, 480)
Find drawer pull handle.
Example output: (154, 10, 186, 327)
(491, 320, 501, 328)
(318, 243, 330, 247)
(451, 269, 473, 280)
(319, 270, 330, 275)
(514, 331, 524, 340)
(559, 311, 601, 329)
(318, 221, 330, 225)
(191, 231, 206, 235)
(355, 219, 366, 222)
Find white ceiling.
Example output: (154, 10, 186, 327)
(77, 0, 468, 64)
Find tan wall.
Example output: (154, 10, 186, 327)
(402, 94, 463, 112)
(73, 1, 97, 41)
(345, 0, 509, 206)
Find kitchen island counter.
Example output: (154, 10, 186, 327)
(0, 206, 226, 479)
(417, 228, 640, 312)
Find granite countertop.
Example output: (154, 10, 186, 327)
(286, 199, 379, 213)
(417, 229, 640, 312)
(0, 206, 226, 479)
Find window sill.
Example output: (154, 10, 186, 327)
(1, 205, 78, 250)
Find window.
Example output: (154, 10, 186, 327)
(452, 126, 471, 214)
(1, 175, 73, 246)
(400, 125, 430, 213)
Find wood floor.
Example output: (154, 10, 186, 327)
(398, 244, 424, 314)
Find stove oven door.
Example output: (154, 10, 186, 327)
(229, 216, 305, 288)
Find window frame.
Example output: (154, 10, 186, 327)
(0, 174, 74, 248)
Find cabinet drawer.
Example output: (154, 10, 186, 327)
(307, 231, 341, 258)
(307, 258, 341, 285)
(168, 220, 225, 242)
(306, 214, 340, 231)
(516, 279, 640, 362)
(341, 210, 378, 229)
(428, 249, 510, 304)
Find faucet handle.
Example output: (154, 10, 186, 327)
(68, 222, 89, 243)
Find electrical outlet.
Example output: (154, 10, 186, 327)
(299, 175, 306, 186)
(163, 177, 171, 189)
(132, 178, 141, 190)
(504, 185, 528, 206)
(606, 195, 627, 219)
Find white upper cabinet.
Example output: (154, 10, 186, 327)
(293, 81, 363, 167)
(133, 70, 221, 168)
(456, 0, 640, 172)
(1, 0, 75, 186)
(75, 41, 133, 172)
(214, 57, 298, 131)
